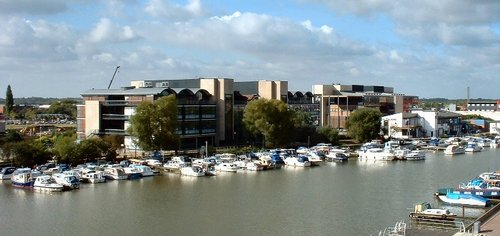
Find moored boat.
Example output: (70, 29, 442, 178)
(444, 144, 465, 155)
(180, 166, 205, 177)
(0, 167, 17, 180)
(405, 150, 426, 161)
(215, 163, 239, 172)
(81, 170, 106, 184)
(358, 148, 395, 161)
(11, 168, 42, 188)
(284, 156, 311, 167)
(52, 172, 80, 190)
(465, 143, 483, 152)
(104, 166, 128, 180)
(325, 152, 349, 162)
(408, 202, 456, 221)
(33, 175, 65, 192)
(437, 192, 491, 207)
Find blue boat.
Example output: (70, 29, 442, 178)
(437, 192, 491, 207)
(11, 168, 42, 188)
(437, 187, 500, 199)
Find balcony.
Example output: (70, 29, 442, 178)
(102, 100, 143, 106)
(102, 114, 130, 120)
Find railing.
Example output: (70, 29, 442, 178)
(103, 129, 126, 134)
(380, 221, 406, 236)
(102, 114, 130, 120)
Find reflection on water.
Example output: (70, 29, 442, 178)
(0, 148, 499, 236)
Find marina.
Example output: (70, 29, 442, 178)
(0, 145, 500, 235)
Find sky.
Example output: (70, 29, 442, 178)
(0, 0, 499, 99)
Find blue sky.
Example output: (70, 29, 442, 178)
(0, 0, 499, 99)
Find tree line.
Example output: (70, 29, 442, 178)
(3, 85, 78, 120)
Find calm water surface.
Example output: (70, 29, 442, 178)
(1, 148, 500, 236)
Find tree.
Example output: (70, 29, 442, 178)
(5, 85, 14, 115)
(243, 98, 297, 147)
(317, 126, 340, 145)
(128, 95, 179, 152)
(346, 108, 382, 143)
(11, 140, 52, 167)
(52, 136, 78, 164)
(47, 99, 77, 119)
(24, 108, 38, 122)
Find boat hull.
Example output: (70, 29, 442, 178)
(437, 188, 500, 199)
(12, 181, 34, 188)
(437, 194, 490, 207)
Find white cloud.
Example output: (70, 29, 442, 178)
(307, 0, 500, 46)
(87, 18, 138, 43)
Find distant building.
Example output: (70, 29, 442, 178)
(382, 110, 462, 139)
(312, 84, 418, 129)
(467, 100, 500, 111)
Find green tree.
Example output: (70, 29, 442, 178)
(11, 140, 52, 167)
(346, 108, 382, 143)
(25, 108, 38, 121)
(5, 85, 14, 115)
(243, 98, 297, 147)
(4, 130, 23, 142)
(52, 136, 78, 164)
(47, 99, 77, 118)
(128, 95, 179, 152)
(317, 126, 340, 145)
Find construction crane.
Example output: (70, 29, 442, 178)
(107, 65, 120, 89)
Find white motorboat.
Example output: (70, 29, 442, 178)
(123, 166, 142, 179)
(405, 150, 426, 161)
(215, 163, 239, 172)
(284, 156, 311, 167)
(81, 171, 106, 184)
(131, 165, 154, 177)
(304, 151, 323, 165)
(327, 146, 351, 157)
(465, 143, 483, 152)
(444, 144, 465, 155)
(358, 148, 395, 161)
(325, 152, 349, 162)
(409, 202, 456, 220)
(33, 175, 65, 192)
(52, 173, 80, 189)
(180, 166, 205, 177)
(104, 167, 128, 180)
(11, 168, 42, 188)
(0, 167, 17, 180)
(246, 162, 264, 171)
(163, 156, 190, 170)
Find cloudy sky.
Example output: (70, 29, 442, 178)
(1, 0, 499, 99)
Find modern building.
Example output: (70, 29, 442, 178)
(312, 84, 418, 129)
(381, 110, 462, 139)
(78, 78, 301, 150)
(79, 78, 231, 150)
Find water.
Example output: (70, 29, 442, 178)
(1, 148, 500, 236)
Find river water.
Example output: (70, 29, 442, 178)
(1, 148, 500, 236)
